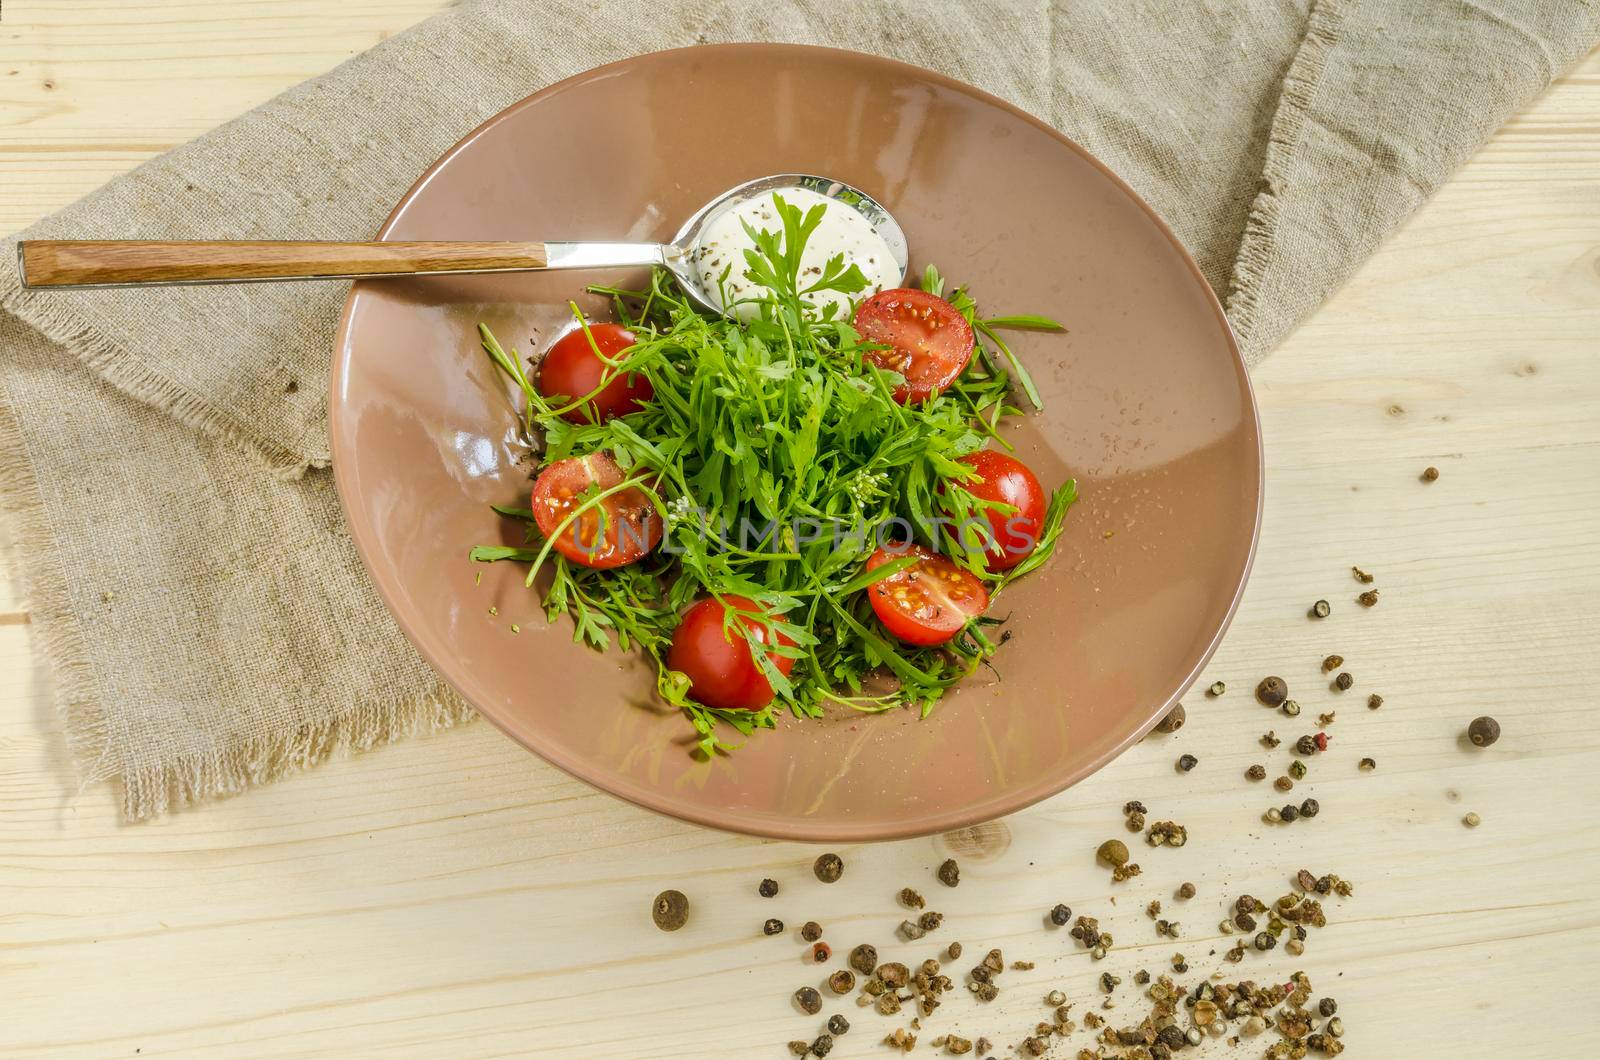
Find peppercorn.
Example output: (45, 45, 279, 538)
(848, 944, 878, 975)
(1254, 931, 1276, 951)
(788, 1041, 809, 1056)
(814, 853, 844, 883)
(1274, 775, 1294, 792)
(1422, 465, 1440, 481)
(1281, 804, 1299, 822)
(1208, 680, 1227, 696)
(1177, 881, 1196, 899)
(759, 877, 779, 898)
(1235, 895, 1256, 915)
(1265, 807, 1282, 823)
(828, 1014, 849, 1036)
(795, 986, 823, 1014)
(1464, 811, 1482, 827)
(1368, 693, 1384, 709)
(918, 911, 943, 932)
(1289, 759, 1308, 780)
(945, 1036, 972, 1056)
(937, 859, 960, 887)
(1049, 903, 1072, 926)
(1246, 764, 1267, 781)
(828, 969, 855, 994)
(1334, 671, 1353, 691)
(1358, 589, 1379, 607)
(1296, 734, 1317, 756)
(1314, 730, 1330, 751)
(651, 889, 689, 931)
(1299, 798, 1320, 818)
(1359, 757, 1376, 771)
(1098, 838, 1129, 866)
(1154, 704, 1186, 734)
(1319, 997, 1338, 1016)
(801, 921, 823, 942)
(810, 1033, 834, 1057)
(1234, 912, 1257, 933)
(1321, 654, 1343, 673)
(877, 962, 910, 987)
(1468, 716, 1500, 747)
(764, 918, 784, 936)
(1310, 599, 1331, 618)
(1176, 753, 1198, 772)
(1157, 1026, 1186, 1049)
(946, 941, 962, 960)
(1281, 699, 1302, 717)
(1256, 676, 1288, 707)
(810, 941, 831, 963)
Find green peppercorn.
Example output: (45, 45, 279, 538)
(1359, 757, 1376, 771)
(1289, 759, 1308, 779)
(789, 1041, 810, 1056)
(1254, 931, 1276, 951)
(1256, 676, 1288, 707)
(759, 878, 779, 898)
(651, 889, 689, 931)
(763, 918, 784, 936)
(1097, 839, 1130, 867)
(814, 853, 844, 883)
(1322, 654, 1344, 673)
(1468, 716, 1500, 747)
(1207, 680, 1227, 697)
(1281, 699, 1301, 717)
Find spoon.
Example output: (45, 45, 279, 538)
(16, 173, 908, 317)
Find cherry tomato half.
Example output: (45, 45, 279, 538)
(864, 543, 989, 646)
(955, 450, 1046, 572)
(529, 452, 661, 569)
(667, 595, 797, 711)
(538, 322, 653, 423)
(853, 288, 975, 404)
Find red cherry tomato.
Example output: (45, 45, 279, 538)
(864, 543, 989, 646)
(538, 322, 653, 423)
(667, 595, 797, 711)
(853, 288, 975, 404)
(529, 452, 660, 569)
(955, 450, 1046, 571)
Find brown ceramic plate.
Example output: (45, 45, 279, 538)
(330, 45, 1261, 841)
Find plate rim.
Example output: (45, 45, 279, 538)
(329, 42, 1264, 841)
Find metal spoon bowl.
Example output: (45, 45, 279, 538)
(17, 173, 908, 318)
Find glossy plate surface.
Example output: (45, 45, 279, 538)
(331, 44, 1262, 841)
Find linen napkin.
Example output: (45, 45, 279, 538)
(2, 0, 1594, 819)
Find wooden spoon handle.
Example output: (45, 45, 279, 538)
(16, 240, 552, 288)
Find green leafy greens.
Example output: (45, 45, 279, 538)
(473, 194, 1075, 756)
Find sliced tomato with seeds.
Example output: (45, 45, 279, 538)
(864, 543, 990, 647)
(954, 450, 1047, 571)
(538, 322, 653, 424)
(667, 595, 797, 711)
(853, 288, 975, 404)
(529, 452, 661, 569)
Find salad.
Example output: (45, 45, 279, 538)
(472, 193, 1074, 756)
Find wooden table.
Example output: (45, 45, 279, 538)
(3, 5, 1597, 1056)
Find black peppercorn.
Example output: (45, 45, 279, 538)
(810, 1032, 834, 1057)
(1299, 798, 1320, 818)
(1468, 716, 1500, 747)
(1049, 903, 1072, 926)
(937, 859, 960, 887)
(795, 986, 823, 1015)
(1319, 997, 1338, 1016)
(1281, 804, 1299, 822)
(1311, 599, 1330, 618)
(1235, 912, 1257, 932)
(1177, 753, 1198, 772)
(651, 889, 689, 931)
(828, 1014, 850, 1036)
(1296, 734, 1318, 756)
(849, 944, 878, 975)
(918, 911, 943, 932)
(1334, 671, 1354, 691)
(759, 877, 779, 898)
(1255, 676, 1288, 707)
(1246, 764, 1267, 781)
(1157, 1025, 1186, 1049)
(801, 921, 822, 942)
(1235, 895, 1257, 915)
(1254, 931, 1276, 951)
(814, 853, 844, 883)
(1368, 693, 1384, 709)
(763, 918, 784, 936)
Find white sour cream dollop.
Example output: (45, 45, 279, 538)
(688, 187, 900, 322)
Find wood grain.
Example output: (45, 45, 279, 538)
(17, 240, 551, 286)
(1, 4, 1597, 1057)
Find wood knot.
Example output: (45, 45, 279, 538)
(939, 821, 1011, 861)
